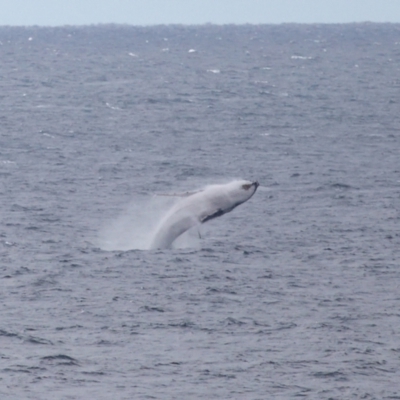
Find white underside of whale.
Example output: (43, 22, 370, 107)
(150, 180, 259, 249)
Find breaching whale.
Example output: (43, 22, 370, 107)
(150, 180, 259, 249)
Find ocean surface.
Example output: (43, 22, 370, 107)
(1, 23, 400, 399)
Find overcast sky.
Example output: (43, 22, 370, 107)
(1, 0, 400, 26)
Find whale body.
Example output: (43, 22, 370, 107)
(150, 180, 259, 249)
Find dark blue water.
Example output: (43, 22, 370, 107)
(1, 24, 400, 399)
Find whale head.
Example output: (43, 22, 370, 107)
(218, 180, 259, 210)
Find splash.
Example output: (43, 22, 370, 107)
(97, 195, 200, 251)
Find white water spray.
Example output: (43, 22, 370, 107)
(97, 194, 200, 251)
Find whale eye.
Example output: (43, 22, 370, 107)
(242, 184, 252, 190)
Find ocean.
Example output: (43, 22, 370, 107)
(1, 23, 400, 399)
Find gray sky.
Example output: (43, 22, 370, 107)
(1, 0, 400, 26)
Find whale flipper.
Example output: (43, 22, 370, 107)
(156, 190, 201, 198)
(201, 208, 225, 223)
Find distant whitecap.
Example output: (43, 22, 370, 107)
(291, 55, 312, 60)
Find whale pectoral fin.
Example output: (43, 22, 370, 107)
(156, 190, 202, 198)
(201, 208, 225, 223)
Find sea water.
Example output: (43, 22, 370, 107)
(1, 24, 400, 399)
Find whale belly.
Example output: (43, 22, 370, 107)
(150, 213, 198, 249)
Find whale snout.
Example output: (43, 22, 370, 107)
(241, 181, 259, 192)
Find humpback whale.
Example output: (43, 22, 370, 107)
(150, 180, 259, 249)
